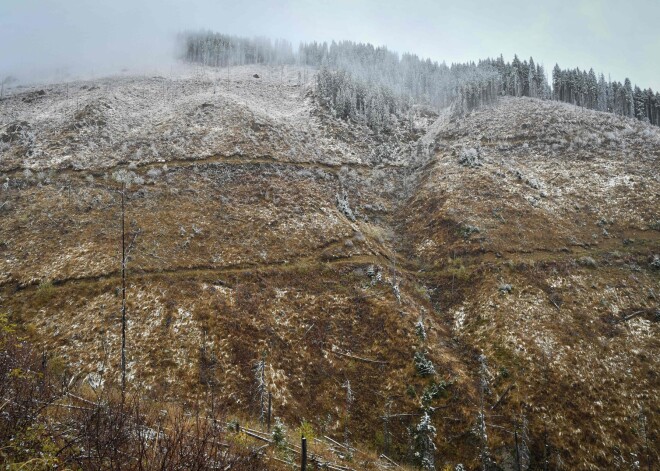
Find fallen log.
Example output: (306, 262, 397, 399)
(329, 350, 388, 365)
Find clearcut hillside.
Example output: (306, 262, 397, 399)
(1, 64, 658, 470)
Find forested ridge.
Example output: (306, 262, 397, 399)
(552, 65, 660, 125)
(181, 31, 660, 128)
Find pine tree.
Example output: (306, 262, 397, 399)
(527, 57, 536, 97)
(415, 318, 427, 342)
(587, 69, 598, 109)
(552, 65, 562, 101)
(511, 55, 522, 97)
(633, 86, 647, 121)
(597, 73, 608, 111)
(536, 64, 548, 99)
(272, 418, 288, 451)
(624, 78, 634, 117)
(414, 412, 437, 470)
(253, 355, 267, 425)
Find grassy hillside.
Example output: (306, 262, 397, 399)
(1, 65, 658, 469)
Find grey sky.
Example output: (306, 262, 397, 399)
(1, 0, 658, 90)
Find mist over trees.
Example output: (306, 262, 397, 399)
(181, 32, 659, 128)
(301, 40, 503, 126)
(180, 31, 295, 67)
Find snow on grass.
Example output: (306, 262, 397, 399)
(1, 63, 423, 173)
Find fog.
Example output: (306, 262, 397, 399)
(1, 0, 659, 90)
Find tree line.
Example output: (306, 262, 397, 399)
(179, 32, 659, 128)
(302, 40, 504, 122)
(179, 31, 295, 67)
(552, 65, 660, 125)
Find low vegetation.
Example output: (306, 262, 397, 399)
(1, 59, 658, 469)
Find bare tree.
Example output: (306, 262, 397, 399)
(477, 354, 493, 471)
(0, 75, 17, 99)
(112, 171, 142, 395)
(121, 181, 127, 392)
(342, 379, 354, 456)
(253, 353, 267, 427)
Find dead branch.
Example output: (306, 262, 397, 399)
(379, 453, 401, 468)
(329, 350, 388, 365)
(619, 310, 644, 323)
(491, 384, 515, 410)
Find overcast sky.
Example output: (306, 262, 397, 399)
(1, 0, 658, 89)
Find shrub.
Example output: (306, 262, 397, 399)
(336, 191, 356, 221)
(578, 256, 597, 268)
(458, 147, 482, 167)
(36, 281, 55, 304)
(498, 283, 512, 294)
(296, 419, 315, 442)
(459, 224, 480, 238)
(650, 255, 660, 270)
(525, 177, 541, 189)
(415, 319, 427, 342)
(421, 380, 451, 407)
(271, 417, 287, 450)
(146, 168, 162, 179)
(414, 351, 436, 377)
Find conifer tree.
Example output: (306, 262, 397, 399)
(414, 412, 437, 470)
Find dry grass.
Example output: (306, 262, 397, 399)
(1, 74, 658, 469)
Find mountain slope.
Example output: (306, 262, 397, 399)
(399, 97, 659, 469)
(1, 65, 658, 469)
